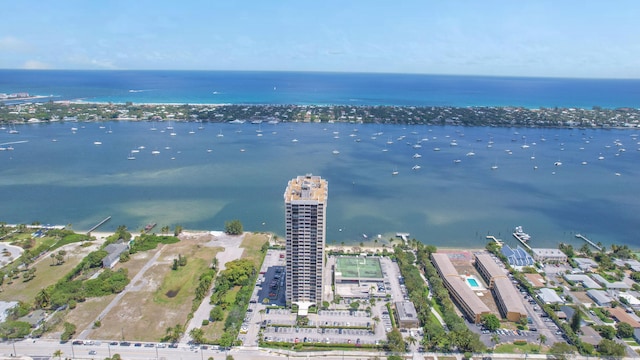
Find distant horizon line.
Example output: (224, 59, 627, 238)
(1, 68, 639, 81)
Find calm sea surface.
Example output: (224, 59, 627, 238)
(0, 121, 638, 250)
(1, 71, 639, 249)
(3, 70, 640, 108)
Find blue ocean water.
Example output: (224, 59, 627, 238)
(1, 70, 639, 250)
(3, 70, 640, 108)
(0, 120, 638, 250)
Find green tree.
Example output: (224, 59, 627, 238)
(210, 306, 224, 322)
(53, 349, 63, 360)
(406, 335, 417, 348)
(594, 324, 615, 340)
(570, 309, 581, 333)
(537, 333, 547, 351)
(386, 328, 406, 354)
(163, 323, 184, 343)
(35, 288, 51, 309)
(617, 321, 634, 339)
(174, 225, 183, 236)
(60, 322, 76, 341)
(224, 220, 243, 235)
(490, 334, 500, 348)
(548, 342, 577, 360)
(190, 327, 205, 344)
(481, 313, 500, 331)
(597, 338, 626, 357)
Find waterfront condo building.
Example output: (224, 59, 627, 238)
(284, 174, 328, 311)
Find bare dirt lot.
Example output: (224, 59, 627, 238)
(95, 233, 221, 341)
(60, 232, 223, 342)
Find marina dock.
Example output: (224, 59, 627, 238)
(87, 216, 111, 234)
(396, 232, 410, 243)
(575, 234, 602, 251)
(486, 235, 503, 247)
(512, 232, 532, 250)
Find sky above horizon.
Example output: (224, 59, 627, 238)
(1, 1, 639, 78)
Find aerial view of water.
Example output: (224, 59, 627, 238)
(1, 70, 639, 250)
(0, 121, 638, 250)
(3, 70, 640, 108)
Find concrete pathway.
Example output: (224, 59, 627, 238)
(76, 244, 166, 340)
(180, 231, 246, 344)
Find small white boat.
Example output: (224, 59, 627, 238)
(433, 147, 440, 151)
(127, 152, 136, 160)
(491, 164, 498, 170)
(93, 141, 102, 145)
(291, 139, 298, 143)
(151, 150, 160, 155)
(412, 153, 422, 158)
(466, 151, 475, 157)
(453, 159, 461, 163)
(554, 161, 562, 166)
(332, 150, 340, 155)
(412, 165, 421, 170)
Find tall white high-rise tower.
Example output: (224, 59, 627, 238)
(284, 174, 328, 311)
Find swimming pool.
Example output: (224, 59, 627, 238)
(467, 278, 479, 287)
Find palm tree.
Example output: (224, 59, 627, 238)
(406, 335, 417, 348)
(490, 334, 500, 348)
(53, 349, 63, 359)
(537, 334, 547, 351)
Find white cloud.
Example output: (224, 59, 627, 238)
(0, 36, 29, 52)
(22, 60, 50, 69)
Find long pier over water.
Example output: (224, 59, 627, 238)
(87, 216, 111, 234)
(575, 234, 602, 251)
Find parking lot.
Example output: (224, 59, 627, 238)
(243, 250, 415, 347)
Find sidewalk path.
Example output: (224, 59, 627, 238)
(180, 231, 246, 344)
(77, 245, 166, 340)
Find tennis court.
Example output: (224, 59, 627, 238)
(335, 256, 383, 279)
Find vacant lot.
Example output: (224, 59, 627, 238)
(200, 232, 269, 341)
(0, 241, 100, 303)
(88, 234, 221, 341)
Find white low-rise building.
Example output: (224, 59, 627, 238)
(531, 248, 567, 263)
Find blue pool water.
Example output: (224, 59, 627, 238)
(467, 278, 479, 287)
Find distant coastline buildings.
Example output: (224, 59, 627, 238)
(284, 174, 328, 312)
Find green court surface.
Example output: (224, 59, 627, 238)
(335, 256, 383, 279)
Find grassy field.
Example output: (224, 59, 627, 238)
(0, 242, 97, 303)
(89, 237, 220, 341)
(240, 232, 269, 268)
(495, 342, 547, 354)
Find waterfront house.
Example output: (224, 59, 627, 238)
(501, 245, 534, 267)
(531, 248, 567, 263)
(573, 257, 598, 272)
(102, 241, 130, 269)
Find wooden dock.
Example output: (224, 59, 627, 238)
(486, 235, 503, 246)
(575, 234, 602, 251)
(87, 216, 111, 234)
(512, 232, 532, 250)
